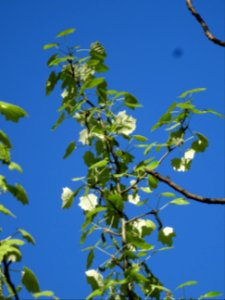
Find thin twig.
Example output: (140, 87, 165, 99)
(186, 0, 225, 47)
(147, 169, 225, 204)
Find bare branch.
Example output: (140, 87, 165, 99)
(146, 169, 225, 204)
(186, 0, 225, 47)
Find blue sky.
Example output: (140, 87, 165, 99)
(0, 1, 224, 299)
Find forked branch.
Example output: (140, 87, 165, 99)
(186, 0, 225, 47)
(147, 169, 225, 204)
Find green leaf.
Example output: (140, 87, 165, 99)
(144, 142, 156, 156)
(158, 228, 176, 246)
(148, 175, 158, 189)
(7, 183, 28, 205)
(63, 141, 76, 159)
(140, 187, 152, 193)
(0, 204, 15, 218)
(175, 280, 197, 290)
(33, 291, 58, 299)
(123, 92, 142, 109)
(170, 198, 190, 205)
(87, 249, 94, 269)
(56, 28, 76, 38)
(178, 88, 206, 98)
(8, 162, 23, 173)
(51, 112, 65, 131)
(82, 207, 107, 229)
(0, 144, 11, 163)
(82, 77, 105, 90)
(199, 291, 222, 299)
(0, 130, 12, 148)
(191, 133, 208, 152)
(86, 288, 103, 300)
(160, 192, 176, 198)
(147, 161, 159, 170)
(132, 135, 148, 142)
(18, 228, 35, 245)
(83, 151, 96, 167)
(43, 43, 59, 50)
(0, 101, 27, 122)
(89, 159, 108, 169)
(128, 235, 153, 250)
(22, 267, 40, 293)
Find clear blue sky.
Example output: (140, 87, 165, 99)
(0, 1, 224, 299)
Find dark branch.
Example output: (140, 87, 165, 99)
(2, 259, 19, 300)
(146, 169, 225, 204)
(186, 0, 225, 47)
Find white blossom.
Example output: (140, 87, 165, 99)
(128, 194, 140, 205)
(79, 64, 95, 81)
(74, 112, 85, 125)
(162, 226, 174, 236)
(79, 128, 90, 145)
(184, 149, 195, 160)
(61, 89, 69, 99)
(79, 128, 105, 145)
(85, 269, 104, 287)
(133, 219, 148, 235)
(61, 187, 73, 205)
(79, 193, 98, 212)
(173, 158, 186, 172)
(173, 149, 196, 172)
(113, 110, 136, 135)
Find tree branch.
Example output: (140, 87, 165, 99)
(2, 259, 19, 300)
(146, 169, 225, 204)
(186, 0, 225, 47)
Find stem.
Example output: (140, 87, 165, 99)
(2, 259, 19, 300)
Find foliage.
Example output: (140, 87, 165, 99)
(44, 29, 223, 299)
(0, 102, 57, 299)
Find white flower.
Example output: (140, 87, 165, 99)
(61, 89, 69, 98)
(61, 187, 73, 204)
(173, 149, 196, 172)
(74, 112, 85, 125)
(113, 110, 136, 135)
(128, 194, 140, 205)
(133, 219, 148, 235)
(79, 128, 90, 145)
(85, 269, 104, 287)
(184, 149, 195, 160)
(79, 64, 95, 81)
(79, 193, 98, 211)
(162, 226, 174, 236)
(173, 158, 186, 172)
(79, 129, 105, 145)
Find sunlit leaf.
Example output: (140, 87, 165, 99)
(56, 28, 76, 38)
(0, 204, 15, 218)
(199, 291, 222, 299)
(175, 280, 197, 290)
(0, 101, 27, 122)
(9, 162, 23, 173)
(170, 198, 190, 205)
(33, 290, 58, 300)
(178, 88, 206, 98)
(18, 228, 35, 245)
(43, 43, 59, 50)
(89, 159, 108, 169)
(0, 130, 11, 148)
